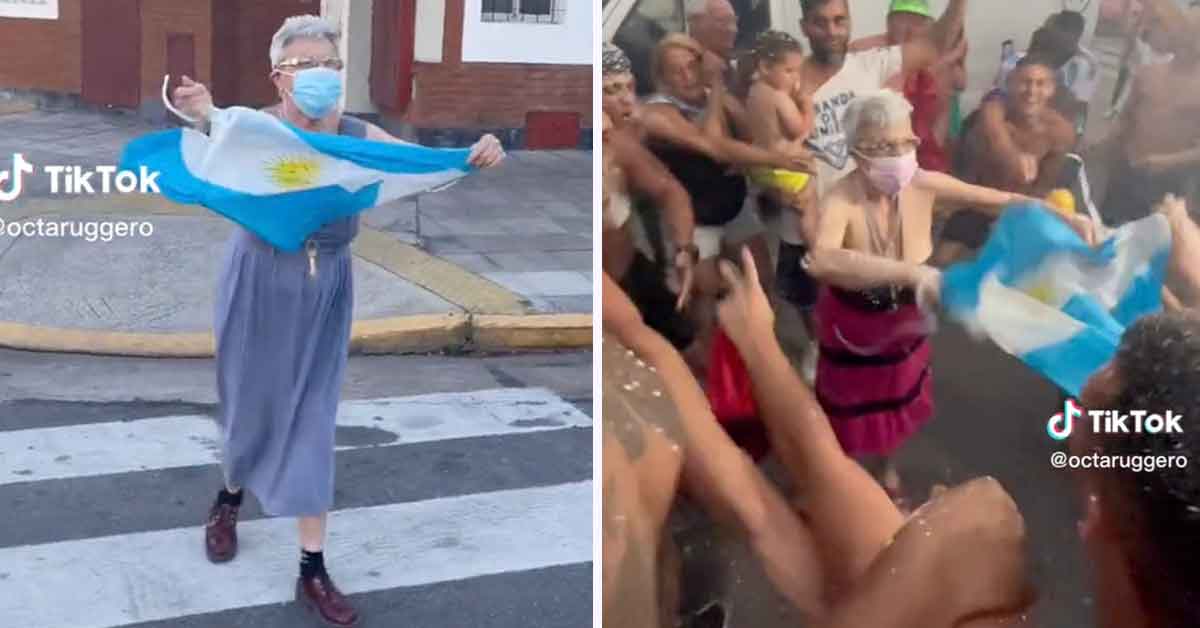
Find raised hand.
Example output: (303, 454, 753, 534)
(468, 134, 506, 168)
(1155, 193, 1188, 218)
(172, 76, 214, 123)
(716, 247, 776, 352)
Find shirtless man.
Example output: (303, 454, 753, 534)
(973, 25, 1080, 189)
(1107, 10, 1175, 120)
(935, 55, 1077, 265)
(1100, 1, 1200, 226)
(602, 45, 702, 359)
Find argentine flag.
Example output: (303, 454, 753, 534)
(941, 205, 1171, 397)
(119, 106, 473, 252)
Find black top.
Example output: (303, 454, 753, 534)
(644, 94, 748, 227)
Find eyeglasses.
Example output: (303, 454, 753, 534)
(854, 137, 921, 158)
(275, 56, 345, 72)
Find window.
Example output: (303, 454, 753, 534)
(481, 0, 566, 24)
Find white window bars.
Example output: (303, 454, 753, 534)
(481, 0, 567, 24)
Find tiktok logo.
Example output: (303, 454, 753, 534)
(1048, 398, 1083, 441)
(0, 153, 34, 202)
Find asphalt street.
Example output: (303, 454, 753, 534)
(0, 349, 594, 628)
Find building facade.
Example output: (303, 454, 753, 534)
(325, 0, 592, 148)
(0, 0, 321, 112)
(0, 0, 592, 149)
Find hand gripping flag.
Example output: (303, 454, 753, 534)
(119, 105, 473, 252)
(941, 204, 1171, 397)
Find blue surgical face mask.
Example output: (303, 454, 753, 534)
(281, 67, 343, 120)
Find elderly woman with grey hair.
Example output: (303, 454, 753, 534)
(170, 14, 503, 627)
(803, 89, 1030, 509)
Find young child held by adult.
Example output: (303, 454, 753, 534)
(743, 31, 817, 210)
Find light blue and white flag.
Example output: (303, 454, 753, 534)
(942, 204, 1171, 397)
(119, 106, 473, 251)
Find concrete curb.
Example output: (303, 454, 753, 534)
(472, 314, 593, 351)
(0, 101, 37, 116)
(0, 312, 592, 358)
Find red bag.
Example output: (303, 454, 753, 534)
(706, 328, 770, 460)
(707, 328, 757, 421)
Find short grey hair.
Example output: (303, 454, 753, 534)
(842, 90, 914, 149)
(269, 15, 340, 67)
(684, 0, 727, 18)
(683, 0, 708, 17)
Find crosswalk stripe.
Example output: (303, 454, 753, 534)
(0, 481, 592, 628)
(0, 387, 590, 486)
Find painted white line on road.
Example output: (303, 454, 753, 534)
(0, 388, 589, 485)
(0, 481, 592, 628)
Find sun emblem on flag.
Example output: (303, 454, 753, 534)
(1024, 278, 1057, 305)
(265, 155, 322, 190)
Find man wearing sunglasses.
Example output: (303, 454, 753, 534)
(170, 14, 503, 628)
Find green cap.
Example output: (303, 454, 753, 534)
(888, 0, 933, 18)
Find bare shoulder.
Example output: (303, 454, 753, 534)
(640, 103, 690, 135)
(825, 478, 1031, 628)
(607, 127, 641, 162)
(641, 101, 680, 121)
(910, 477, 1032, 617)
(823, 176, 859, 210)
(917, 477, 1024, 542)
(746, 82, 777, 110)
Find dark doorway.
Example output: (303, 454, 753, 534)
(213, 0, 321, 108)
(166, 33, 197, 99)
(81, 0, 141, 108)
(371, 0, 417, 113)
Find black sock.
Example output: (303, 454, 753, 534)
(217, 488, 243, 507)
(300, 549, 327, 580)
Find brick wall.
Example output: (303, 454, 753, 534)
(394, 0, 591, 133)
(140, 0, 213, 107)
(0, 0, 213, 105)
(0, 0, 82, 93)
(405, 62, 592, 129)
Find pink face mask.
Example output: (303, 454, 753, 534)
(860, 151, 919, 197)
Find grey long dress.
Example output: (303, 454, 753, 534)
(214, 114, 367, 517)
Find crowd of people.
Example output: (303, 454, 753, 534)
(602, 0, 1200, 626)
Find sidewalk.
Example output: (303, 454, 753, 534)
(0, 109, 593, 356)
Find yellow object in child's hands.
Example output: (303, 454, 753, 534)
(750, 168, 810, 195)
(1045, 189, 1076, 216)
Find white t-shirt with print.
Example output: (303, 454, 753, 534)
(807, 46, 905, 197)
(780, 46, 903, 244)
